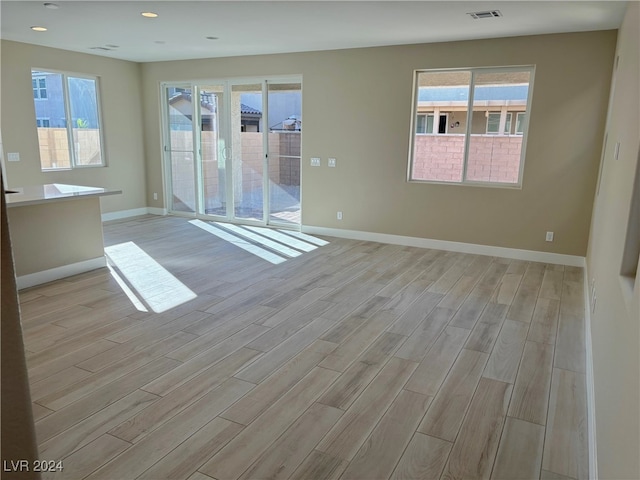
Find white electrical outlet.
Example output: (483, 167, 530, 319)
(337, 211, 343, 220)
(310, 157, 321, 167)
(328, 158, 336, 168)
(545, 231, 554, 242)
(153, 193, 158, 200)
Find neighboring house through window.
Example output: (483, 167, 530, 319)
(32, 76, 47, 99)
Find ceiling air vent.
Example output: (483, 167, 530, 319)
(90, 46, 113, 51)
(468, 10, 502, 19)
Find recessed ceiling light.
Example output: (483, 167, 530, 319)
(43, 3, 59, 9)
(105, 44, 120, 48)
(141, 11, 158, 18)
(31, 26, 48, 32)
(206, 36, 219, 40)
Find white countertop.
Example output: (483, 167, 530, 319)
(5, 183, 122, 207)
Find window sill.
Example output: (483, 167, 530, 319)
(42, 165, 106, 172)
(407, 178, 523, 190)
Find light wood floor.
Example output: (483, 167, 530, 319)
(20, 215, 589, 480)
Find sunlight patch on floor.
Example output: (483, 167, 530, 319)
(190, 220, 287, 264)
(242, 225, 317, 252)
(106, 264, 148, 313)
(281, 229, 329, 246)
(214, 222, 302, 258)
(105, 241, 197, 313)
(188, 219, 328, 264)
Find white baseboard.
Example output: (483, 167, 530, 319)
(101, 207, 167, 222)
(101, 208, 149, 222)
(302, 225, 586, 266)
(16, 257, 107, 289)
(583, 264, 598, 479)
(147, 207, 168, 216)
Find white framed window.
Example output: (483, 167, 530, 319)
(409, 66, 534, 186)
(415, 114, 435, 134)
(486, 112, 512, 134)
(31, 69, 105, 170)
(32, 76, 47, 99)
(515, 112, 526, 134)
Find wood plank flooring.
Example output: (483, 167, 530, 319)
(19, 215, 589, 480)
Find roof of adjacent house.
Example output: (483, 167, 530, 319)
(418, 84, 529, 102)
(169, 92, 262, 117)
(240, 104, 261, 115)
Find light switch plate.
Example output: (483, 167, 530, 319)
(328, 158, 336, 168)
(7, 152, 20, 162)
(311, 157, 321, 167)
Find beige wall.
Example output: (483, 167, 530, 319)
(141, 30, 615, 256)
(586, 3, 640, 479)
(0, 32, 616, 255)
(0, 41, 146, 213)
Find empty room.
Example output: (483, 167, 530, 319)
(1, 1, 638, 479)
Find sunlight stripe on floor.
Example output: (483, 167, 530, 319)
(242, 225, 317, 252)
(215, 222, 302, 258)
(190, 219, 287, 265)
(105, 242, 197, 313)
(280, 229, 330, 246)
(107, 264, 148, 313)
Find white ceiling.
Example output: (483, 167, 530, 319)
(0, 1, 628, 63)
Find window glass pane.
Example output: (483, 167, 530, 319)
(488, 112, 513, 134)
(31, 77, 48, 99)
(267, 81, 302, 226)
(167, 87, 194, 151)
(516, 113, 526, 134)
(466, 70, 530, 184)
(68, 76, 103, 166)
(426, 115, 434, 134)
(166, 86, 195, 212)
(487, 113, 501, 133)
(32, 71, 70, 169)
(170, 151, 196, 213)
(200, 84, 226, 216)
(232, 83, 264, 221)
(411, 70, 470, 182)
(505, 113, 512, 134)
(416, 115, 426, 134)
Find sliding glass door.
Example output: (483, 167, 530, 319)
(163, 77, 301, 228)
